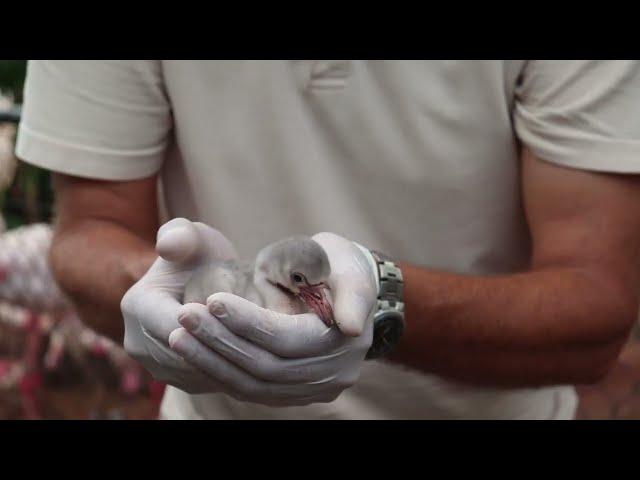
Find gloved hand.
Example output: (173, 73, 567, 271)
(168, 232, 378, 407)
(121, 217, 238, 394)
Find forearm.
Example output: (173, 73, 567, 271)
(50, 219, 157, 342)
(391, 263, 637, 387)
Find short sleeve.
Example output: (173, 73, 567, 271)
(15, 60, 172, 180)
(513, 60, 640, 174)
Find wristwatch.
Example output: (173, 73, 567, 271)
(355, 245, 405, 360)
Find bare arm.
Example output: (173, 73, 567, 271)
(49, 173, 160, 342)
(391, 148, 640, 387)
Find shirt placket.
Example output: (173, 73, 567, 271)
(304, 60, 352, 90)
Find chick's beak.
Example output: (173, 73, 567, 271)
(297, 284, 334, 327)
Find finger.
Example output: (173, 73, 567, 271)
(156, 218, 237, 266)
(207, 292, 346, 357)
(123, 312, 222, 394)
(122, 286, 185, 341)
(168, 328, 338, 404)
(178, 303, 345, 383)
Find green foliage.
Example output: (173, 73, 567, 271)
(0, 60, 27, 102)
(1, 60, 52, 227)
(4, 163, 54, 228)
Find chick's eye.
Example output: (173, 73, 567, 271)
(291, 273, 305, 284)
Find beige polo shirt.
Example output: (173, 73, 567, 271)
(16, 60, 640, 419)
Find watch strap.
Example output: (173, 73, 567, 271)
(370, 249, 404, 308)
(353, 244, 406, 360)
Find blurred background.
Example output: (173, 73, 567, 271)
(0, 60, 163, 419)
(0, 60, 638, 420)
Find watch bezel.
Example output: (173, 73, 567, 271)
(366, 309, 405, 360)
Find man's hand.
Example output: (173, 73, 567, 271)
(168, 232, 378, 406)
(121, 217, 239, 394)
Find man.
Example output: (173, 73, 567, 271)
(15, 60, 640, 419)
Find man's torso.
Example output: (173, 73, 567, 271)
(156, 60, 576, 419)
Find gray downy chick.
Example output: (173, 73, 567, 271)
(183, 236, 334, 326)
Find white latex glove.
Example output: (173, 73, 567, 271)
(168, 232, 378, 407)
(121, 217, 239, 394)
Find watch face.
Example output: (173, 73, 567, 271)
(366, 311, 404, 360)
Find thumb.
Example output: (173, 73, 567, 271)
(156, 218, 238, 266)
(311, 233, 378, 337)
(332, 275, 376, 337)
